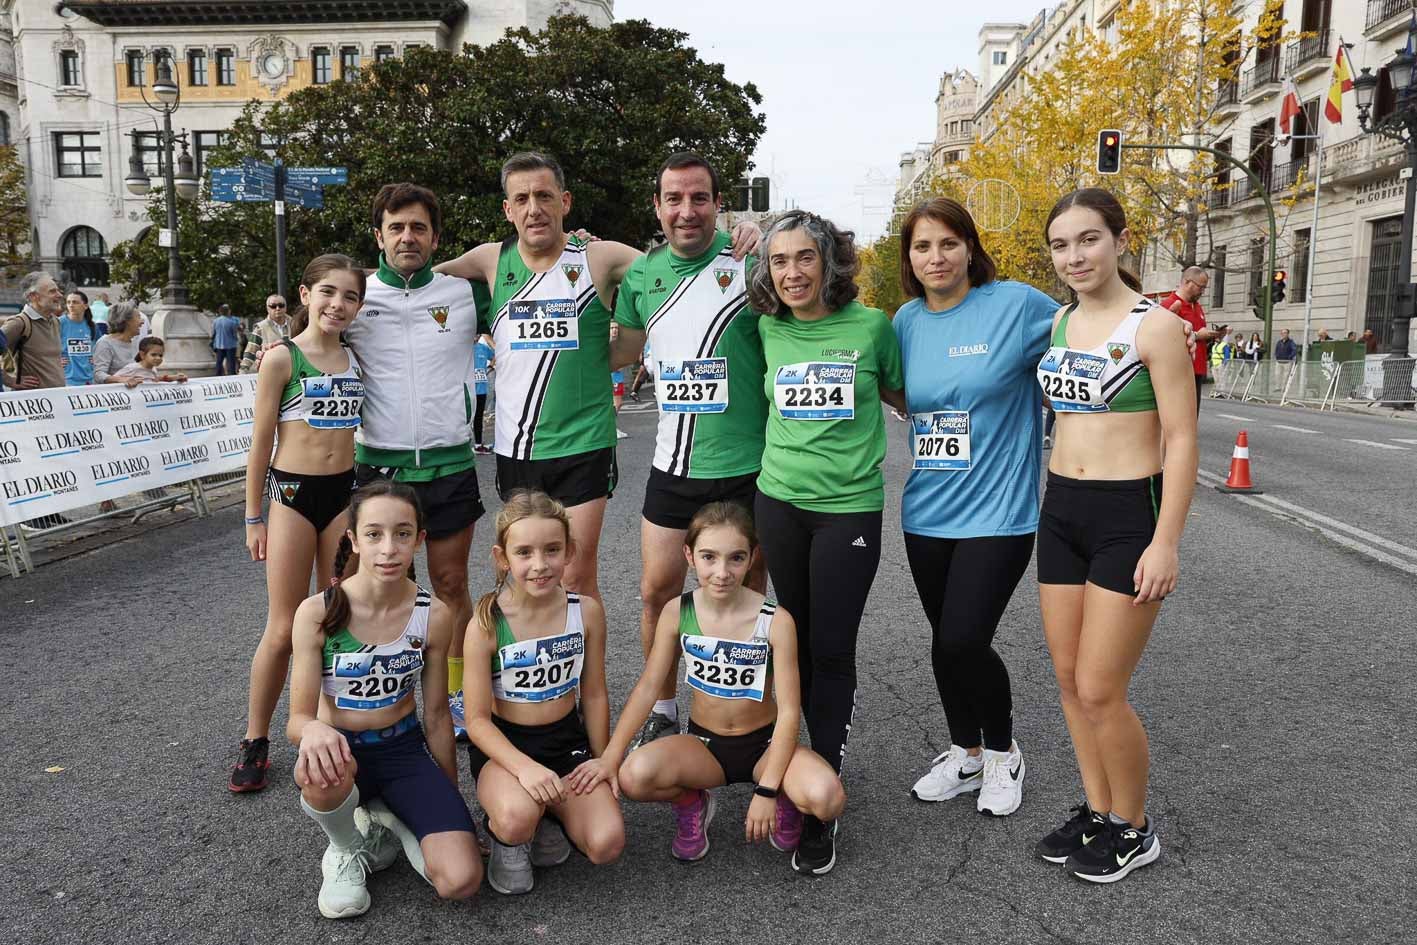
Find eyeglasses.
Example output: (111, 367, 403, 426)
(268, 303, 286, 309)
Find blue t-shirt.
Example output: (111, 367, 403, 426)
(894, 281, 1057, 539)
(60, 317, 96, 386)
(212, 315, 241, 349)
(473, 340, 492, 396)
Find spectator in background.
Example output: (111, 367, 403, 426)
(91, 291, 111, 338)
(2, 271, 65, 390)
(113, 337, 187, 383)
(60, 290, 98, 386)
(1361, 329, 1379, 354)
(240, 294, 291, 373)
(472, 332, 494, 454)
(1161, 266, 1227, 414)
(1245, 331, 1264, 362)
(1345, 331, 1358, 343)
(1274, 328, 1298, 362)
(93, 301, 146, 387)
(1316, 328, 1332, 343)
(210, 303, 241, 375)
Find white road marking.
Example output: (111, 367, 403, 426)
(1199, 468, 1417, 577)
(1344, 438, 1409, 451)
(1271, 424, 1319, 433)
(1216, 413, 1258, 422)
(1392, 438, 1417, 445)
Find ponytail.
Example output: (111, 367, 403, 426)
(1118, 267, 1142, 292)
(474, 568, 508, 642)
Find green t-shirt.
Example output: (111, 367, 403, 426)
(757, 301, 904, 513)
(614, 231, 767, 479)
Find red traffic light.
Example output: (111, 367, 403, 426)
(1097, 129, 1123, 175)
(1272, 270, 1287, 282)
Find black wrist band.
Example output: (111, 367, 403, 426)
(753, 784, 779, 799)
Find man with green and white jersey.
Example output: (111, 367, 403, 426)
(343, 182, 489, 734)
(608, 152, 770, 749)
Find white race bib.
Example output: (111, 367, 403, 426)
(66, 338, 93, 357)
(658, 358, 729, 413)
(331, 650, 423, 710)
(302, 375, 364, 429)
(912, 410, 971, 471)
(1037, 347, 1108, 413)
(681, 634, 769, 701)
(508, 298, 579, 351)
(773, 361, 855, 421)
(496, 630, 584, 703)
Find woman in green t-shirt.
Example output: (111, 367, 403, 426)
(745, 210, 905, 875)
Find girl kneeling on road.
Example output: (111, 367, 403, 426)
(288, 480, 482, 919)
(463, 490, 624, 895)
(1034, 188, 1197, 883)
(232, 255, 367, 793)
(583, 501, 846, 875)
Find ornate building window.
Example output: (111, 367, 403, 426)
(61, 227, 110, 287)
(189, 49, 208, 86)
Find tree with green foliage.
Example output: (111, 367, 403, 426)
(0, 146, 29, 278)
(111, 15, 766, 315)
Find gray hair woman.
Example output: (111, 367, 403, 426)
(93, 301, 146, 387)
(746, 209, 906, 876)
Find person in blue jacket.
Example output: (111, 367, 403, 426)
(892, 197, 1058, 819)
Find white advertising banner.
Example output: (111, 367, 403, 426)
(0, 376, 258, 527)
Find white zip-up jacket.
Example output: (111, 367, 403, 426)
(344, 256, 486, 469)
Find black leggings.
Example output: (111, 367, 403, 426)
(903, 532, 1034, 752)
(473, 393, 488, 445)
(754, 491, 881, 775)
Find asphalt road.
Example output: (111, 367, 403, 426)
(4, 395, 1414, 945)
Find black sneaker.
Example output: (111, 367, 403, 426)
(228, 737, 271, 793)
(628, 711, 678, 752)
(1036, 803, 1104, 864)
(791, 816, 838, 876)
(1069, 817, 1160, 884)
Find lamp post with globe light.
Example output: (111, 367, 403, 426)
(123, 51, 212, 373)
(1352, 24, 1417, 408)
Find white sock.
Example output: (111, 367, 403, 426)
(960, 749, 983, 771)
(302, 785, 363, 851)
(653, 699, 678, 721)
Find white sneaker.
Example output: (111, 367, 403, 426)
(362, 799, 422, 879)
(977, 742, 1025, 816)
(910, 745, 983, 801)
(317, 842, 370, 919)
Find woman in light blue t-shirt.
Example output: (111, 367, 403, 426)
(893, 198, 1057, 819)
(60, 290, 98, 386)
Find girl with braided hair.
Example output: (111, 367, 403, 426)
(287, 479, 481, 919)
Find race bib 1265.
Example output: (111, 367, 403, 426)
(509, 299, 579, 351)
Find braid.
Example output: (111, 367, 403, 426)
(319, 535, 355, 638)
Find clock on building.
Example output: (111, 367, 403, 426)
(259, 51, 285, 79)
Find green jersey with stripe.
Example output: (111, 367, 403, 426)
(613, 231, 767, 478)
(490, 238, 615, 461)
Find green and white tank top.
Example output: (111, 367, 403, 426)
(638, 240, 768, 478)
(277, 339, 364, 429)
(1036, 299, 1158, 413)
(321, 586, 431, 710)
(490, 591, 586, 704)
(678, 591, 774, 702)
(490, 239, 615, 461)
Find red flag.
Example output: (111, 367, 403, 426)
(1278, 75, 1302, 135)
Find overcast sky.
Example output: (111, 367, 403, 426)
(615, 0, 1052, 241)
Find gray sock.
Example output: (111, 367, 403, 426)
(302, 786, 363, 852)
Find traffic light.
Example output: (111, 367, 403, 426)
(1271, 269, 1287, 305)
(1097, 129, 1123, 175)
(750, 177, 770, 212)
(729, 179, 751, 212)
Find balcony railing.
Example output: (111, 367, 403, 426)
(1270, 156, 1312, 191)
(1240, 56, 1281, 99)
(1285, 29, 1331, 76)
(1367, 0, 1414, 32)
(1208, 181, 1232, 209)
(1217, 78, 1239, 108)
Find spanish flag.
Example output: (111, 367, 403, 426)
(1324, 40, 1353, 124)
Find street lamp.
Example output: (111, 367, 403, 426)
(1353, 24, 1417, 409)
(128, 50, 198, 306)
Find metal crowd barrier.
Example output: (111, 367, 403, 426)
(1208, 357, 1417, 410)
(1, 471, 247, 577)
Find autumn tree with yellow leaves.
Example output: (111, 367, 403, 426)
(864, 0, 1306, 302)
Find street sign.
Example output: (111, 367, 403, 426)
(211, 176, 274, 202)
(284, 178, 324, 209)
(287, 166, 348, 186)
(240, 157, 276, 182)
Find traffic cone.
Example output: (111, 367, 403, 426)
(1215, 430, 1263, 494)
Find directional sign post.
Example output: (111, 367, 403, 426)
(209, 159, 347, 301)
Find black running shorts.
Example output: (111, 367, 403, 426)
(465, 709, 592, 781)
(1037, 471, 1163, 596)
(353, 463, 485, 540)
(495, 447, 617, 507)
(642, 467, 759, 531)
(687, 719, 775, 785)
